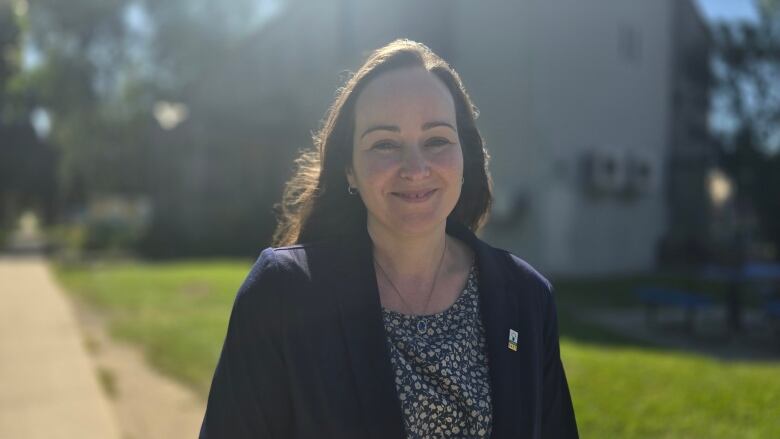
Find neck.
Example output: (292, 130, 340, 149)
(367, 219, 448, 281)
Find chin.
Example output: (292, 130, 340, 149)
(384, 212, 450, 237)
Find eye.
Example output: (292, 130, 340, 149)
(426, 137, 454, 148)
(371, 140, 400, 151)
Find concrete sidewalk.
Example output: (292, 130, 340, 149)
(0, 256, 121, 439)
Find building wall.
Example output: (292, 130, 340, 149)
(218, 0, 709, 275)
(452, 0, 680, 275)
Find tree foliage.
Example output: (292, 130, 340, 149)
(711, 0, 780, 257)
(8, 0, 294, 255)
(0, 1, 57, 229)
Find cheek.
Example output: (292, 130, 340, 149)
(354, 154, 398, 184)
(433, 145, 464, 175)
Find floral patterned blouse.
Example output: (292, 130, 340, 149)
(381, 264, 493, 438)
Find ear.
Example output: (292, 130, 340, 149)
(345, 166, 357, 188)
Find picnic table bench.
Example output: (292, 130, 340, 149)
(702, 263, 780, 332)
(634, 287, 715, 332)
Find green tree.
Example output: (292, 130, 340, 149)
(0, 0, 57, 232)
(12, 0, 292, 255)
(712, 0, 780, 257)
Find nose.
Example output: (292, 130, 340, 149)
(399, 145, 430, 181)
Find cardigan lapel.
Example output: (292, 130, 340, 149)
(332, 220, 535, 438)
(447, 221, 535, 438)
(332, 230, 405, 439)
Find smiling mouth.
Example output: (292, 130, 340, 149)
(391, 189, 438, 202)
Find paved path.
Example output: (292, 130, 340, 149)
(0, 256, 121, 439)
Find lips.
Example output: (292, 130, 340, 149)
(391, 189, 437, 202)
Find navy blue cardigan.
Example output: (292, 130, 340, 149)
(201, 221, 578, 438)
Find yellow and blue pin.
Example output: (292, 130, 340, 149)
(508, 329, 518, 351)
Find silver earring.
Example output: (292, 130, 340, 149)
(347, 185, 358, 195)
(461, 177, 465, 185)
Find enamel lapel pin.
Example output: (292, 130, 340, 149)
(508, 329, 518, 351)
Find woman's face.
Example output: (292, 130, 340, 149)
(347, 67, 464, 238)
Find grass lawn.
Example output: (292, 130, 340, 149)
(55, 260, 780, 438)
(55, 259, 253, 395)
(563, 341, 779, 438)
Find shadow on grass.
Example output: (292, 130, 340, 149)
(552, 272, 735, 309)
(553, 274, 780, 362)
(557, 307, 657, 349)
(551, 273, 701, 350)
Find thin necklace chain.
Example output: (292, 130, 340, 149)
(374, 239, 447, 316)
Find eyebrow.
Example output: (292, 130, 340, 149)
(360, 121, 456, 140)
(422, 121, 456, 132)
(360, 125, 399, 139)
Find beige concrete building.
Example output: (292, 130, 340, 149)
(198, 0, 713, 275)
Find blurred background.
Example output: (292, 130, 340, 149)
(1, 0, 779, 438)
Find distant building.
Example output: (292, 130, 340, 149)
(198, 0, 714, 275)
(451, 0, 714, 275)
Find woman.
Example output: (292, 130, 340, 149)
(201, 39, 578, 439)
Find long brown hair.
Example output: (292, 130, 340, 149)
(272, 39, 492, 246)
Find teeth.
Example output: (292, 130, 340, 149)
(397, 190, 431, 199)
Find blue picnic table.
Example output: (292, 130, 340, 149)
(634, 262, 780, 333)
(701, 262, 780, 332)
(633, 287, 714, 332)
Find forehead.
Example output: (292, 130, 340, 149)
(354, 67, 456, 130)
